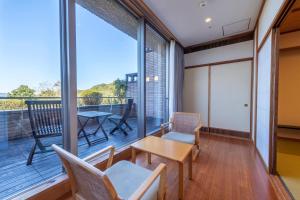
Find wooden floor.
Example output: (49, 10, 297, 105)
(132, 134, 278, 200)
(0, 117, 160, 199)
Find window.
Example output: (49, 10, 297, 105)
(75, 0, 140, 157)
(0, 1, 62, 198)
(0, 1, 170, 198)
(145, 24, 169, 134)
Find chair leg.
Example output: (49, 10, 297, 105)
(124, 121, 133, 130)
(27, 142, 37, 165)
(36, 138, 45, 151)
(192, 145, 200, 161)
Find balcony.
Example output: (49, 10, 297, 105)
(0, 97, 162, 199)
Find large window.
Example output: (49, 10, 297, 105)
(0, 1, 62, 198)
(0, 0, 169, 198)
(145, 24, 169, 134)
(75, 0, 139, 157)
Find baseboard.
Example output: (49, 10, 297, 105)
(200, 126, 250, 139)
(278, 125, 300, 130)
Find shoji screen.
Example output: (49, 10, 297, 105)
(256, 34, 272, 168)
(183, 67, 209, 127)
(210, 61, 251, 132)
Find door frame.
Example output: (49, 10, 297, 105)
(269, 0, 297, 175)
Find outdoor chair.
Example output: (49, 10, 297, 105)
(52, 144, 167, 200)
(160, 112, 202, 160)
(108, 98, 134, 136)
(25, 100, 63, 165)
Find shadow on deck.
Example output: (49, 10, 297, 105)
(0, 117, 161, 199)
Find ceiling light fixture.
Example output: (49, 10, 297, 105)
(205, 17, 212, 23)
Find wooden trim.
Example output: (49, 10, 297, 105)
(257, 0, 294, 52)
(278, 125, 300, 130)
(280, 28, 300, 34)
(254, 28, 258, 146)
(250, 59, 254, 140)
(270, 175, 294, 200)
(280, 46, 300, 51)
(185, 57, 253, 69)
(184, 31, 254, 54)
(254, 0, 266, 29)
(122, 0, 181, 45)
(209, 127, 250, 139)
(269, 28, 279, 174)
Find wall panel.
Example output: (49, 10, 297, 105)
(210, 61, 251, 132)
(256, 34, 272, 168)
(183, 67, 209, 127)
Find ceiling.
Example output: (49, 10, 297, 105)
(280, 0, 300, 33)
(143, 0, 263, 47)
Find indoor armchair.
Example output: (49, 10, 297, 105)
(52, 144, 167, 200)
(160, 112, 202, 160)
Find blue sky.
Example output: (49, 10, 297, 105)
(0, 0, 137, 93)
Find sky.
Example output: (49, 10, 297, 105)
(0, 0, 137, 93)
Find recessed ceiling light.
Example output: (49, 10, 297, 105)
(199, 1, 207, 7)
(205, 17, 212, 23)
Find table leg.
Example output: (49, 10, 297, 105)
(98, 116, 109, 140)
(78, 118, 91, 146)
(189, 151, 193, 180)
(178, 162, 184, 200)
(146, 152, 151, 165)
(131, 148, 136, 163)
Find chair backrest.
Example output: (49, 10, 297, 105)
(121, 98, 133, 121)
(52, 144, 119, 200)
(25, 100, 62, 138)
(171, 112, 201, 134)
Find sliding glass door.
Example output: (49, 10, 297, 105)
(75, 0, 140, 157)
(145, 24, 169, 134)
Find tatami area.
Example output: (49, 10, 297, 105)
(277, 138, 300, 199)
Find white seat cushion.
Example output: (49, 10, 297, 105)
(105, 160, 159, 200)
(162, 131, 195, 144)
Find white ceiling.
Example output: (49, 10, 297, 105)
(144, 0, 263, 47)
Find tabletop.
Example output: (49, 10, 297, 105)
(131, 136, 193, 162)
(77, 111, 112, 118)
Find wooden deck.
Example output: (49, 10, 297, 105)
(0, 117, 160, 199)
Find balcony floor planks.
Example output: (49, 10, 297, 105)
(0, 117, 160, 199)
(133, 134, 278, 200)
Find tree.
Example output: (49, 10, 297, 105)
(113, 79, 127, 97)
(40, 88, 56, 97)
(80, 90, 103, 105)
(8, 85, 35, 97)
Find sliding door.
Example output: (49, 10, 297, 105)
(183, 67, 209, 127)
(210, 61, 252, 133)
(145, 24, 169, 134)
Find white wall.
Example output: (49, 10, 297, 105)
(183, 67, 209, 126)
(257, 0, 285, 45)
(183, 41, 253, 133)
(184, 40, 254, 67)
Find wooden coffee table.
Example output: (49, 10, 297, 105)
(130, 136, 193, 200)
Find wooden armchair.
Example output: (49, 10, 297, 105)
(160, 112, 202, 160)
(52, 144, 167, 200)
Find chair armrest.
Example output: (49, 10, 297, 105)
(160, 122, 172, 135)
(194, 123, 202, 145)
(83, 145, 115, 169)
(128, 163, 167, 200)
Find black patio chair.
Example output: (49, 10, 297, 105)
(108, 98, 133, 136)
(25, 100, 62, 165)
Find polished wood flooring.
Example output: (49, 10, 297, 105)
(134, 134, 278, 200)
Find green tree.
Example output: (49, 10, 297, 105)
(80, 90, 103, 105)
(40, 88, 56, 97)
(8, 85, 35, 97)
(113, 79, 127, 97)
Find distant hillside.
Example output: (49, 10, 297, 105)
(78, 82, 115, 97)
